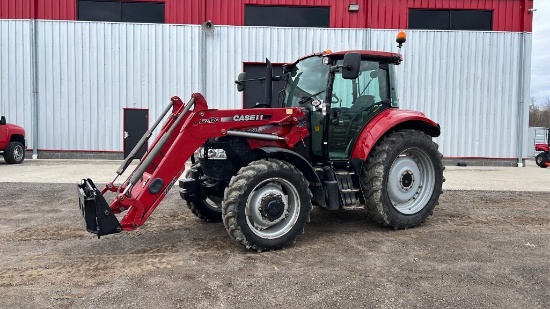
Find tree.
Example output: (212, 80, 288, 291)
(529, 97, 550, 127)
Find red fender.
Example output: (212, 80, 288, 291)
(535, 144, 549, 152)
(350, 109, 440, 160)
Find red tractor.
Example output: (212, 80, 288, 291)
(535, 128, 549, 168)
(78, 33, 444, 251)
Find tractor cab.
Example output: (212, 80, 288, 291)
(281, 50, 402, 161)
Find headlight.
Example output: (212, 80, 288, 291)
(206, 149, 227, 160)
(195, 147, 227, 160)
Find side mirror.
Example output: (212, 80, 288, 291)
(342, 53, 361, 79)
(236, 72, 246, 92)
(0, 116, 5, 125)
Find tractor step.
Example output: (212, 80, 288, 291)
(77, 178, 122, 238)
(335, 170, 362, 207)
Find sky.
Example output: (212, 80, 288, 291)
(531, 0, 550, 105)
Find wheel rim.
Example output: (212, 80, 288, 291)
(387, 147, 436, 215)
(245, 177, 300, 239)
(13, 145, 24, 161)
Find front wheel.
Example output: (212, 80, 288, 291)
(535, 152, 549, 168)
(4, 141, 25, 164)
(361, 130, 444, 228)
(183, 167, 223, 223)
(222, 159, 312, 251)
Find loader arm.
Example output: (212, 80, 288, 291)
(77, 93, 309, 237)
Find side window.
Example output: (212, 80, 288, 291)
(331, 74, 353, 108)
(331, 60, 388, 109)
(409, 9, 492, 31)
(78, 0, 165, 24)
(245, 5, 330, 28)
(357, 70, 382, 102)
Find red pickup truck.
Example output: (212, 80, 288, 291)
(0, 116, 26, 164)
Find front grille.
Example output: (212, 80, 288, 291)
(200, 158, 233, 180)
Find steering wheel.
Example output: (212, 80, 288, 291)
(331, 94, 340, 104)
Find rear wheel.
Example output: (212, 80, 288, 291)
(222, 159, 312, 251)
(4, 141, 25, 164)
(183, 166, 223, 223)
(361, 130, 444, 228)
(535, 152, 549, 168)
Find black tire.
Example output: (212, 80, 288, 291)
(4, 141, 25, 164)
(361, 129, 444, 229)
(222, 159, 312, 251)
(535, 152, 549, 168)
(183, 168, 223, 223)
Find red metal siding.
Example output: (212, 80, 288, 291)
(0, 0, 32, 19)
(38, 0, 76, 20)
(368, 0, 533, 32)
(165, 0, 204, 24)
(0, 0, 76, 20)
(203, 0, 368, 28)
(0, 0, 532, 32)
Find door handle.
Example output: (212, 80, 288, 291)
(124, 131, 129, 139)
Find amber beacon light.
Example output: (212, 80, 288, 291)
(396, 31, 407, 48)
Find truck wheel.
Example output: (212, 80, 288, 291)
(361, 130, 444, 229)
(4, 141, 25, 164)
(222, 159, 312, 251)
(183, 168, 223, 223)
(535, 152, 549, 168)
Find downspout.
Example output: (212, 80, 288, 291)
(200, 0, 209, 98)
(30, 3, 39, 159)
(200, 28, 207, 97)
(516, 32, 525, 167)
(516, 0, 531, 167)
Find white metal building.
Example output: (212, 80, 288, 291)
(0, 17, 532, 165)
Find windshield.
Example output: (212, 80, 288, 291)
(284, 56, 330, 107)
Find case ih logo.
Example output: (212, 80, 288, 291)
(225, 114, 272, 122)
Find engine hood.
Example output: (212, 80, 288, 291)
(4, 123, 26, 135)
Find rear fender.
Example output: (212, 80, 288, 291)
(535, 144, 549, 152)
(351, 109, 440, 160)
(253, 147, 325, 207)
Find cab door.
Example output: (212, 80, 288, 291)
(328, 61, 390, 160)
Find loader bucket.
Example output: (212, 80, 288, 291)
(77, 178, 122, 238)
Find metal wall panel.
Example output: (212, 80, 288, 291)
(204, 0, 368, 28)
(0, 0, 76, 20)
(204, 26, 368, 109)
(1, 0, 532, 32)
(34, 21, 201, 151)
(370, 29, 532, 159)
(0, 20, 34, 148)
(0, 20, 532, 160)
(0, 0, 33, 19)
(368, 0, 532, 32)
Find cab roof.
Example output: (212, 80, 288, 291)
(289, 50, 402, 66)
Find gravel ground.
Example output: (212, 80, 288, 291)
(0, 182, 548, 308)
